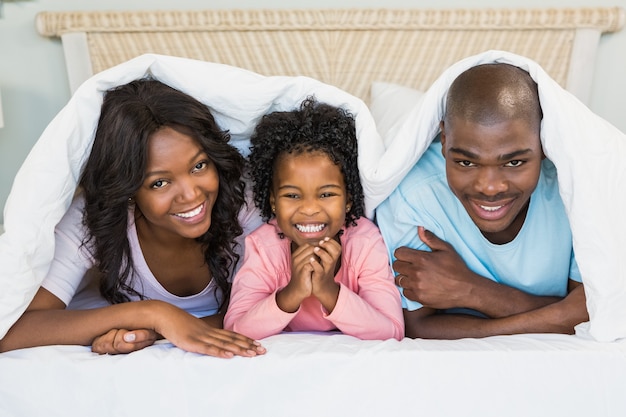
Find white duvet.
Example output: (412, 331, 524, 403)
(1, 51, 625, 342)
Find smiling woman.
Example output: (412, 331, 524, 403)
(0, 79, 267, 358)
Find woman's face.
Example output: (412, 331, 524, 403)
(134, 126, 220, 241)
(270, 151, 349, 248)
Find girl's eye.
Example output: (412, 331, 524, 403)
(284, 193, 300, 199)
(151, 179, 169, 189)
(458, 160, 475, 167)
(505, 160, 525, 167)
(320, 192, 337, 198)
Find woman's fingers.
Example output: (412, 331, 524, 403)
(175, 328, 266, 358)
(91, 328, 157, 354)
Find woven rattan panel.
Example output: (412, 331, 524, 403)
(36, 8, 625, 101)
(84, 29, 576, 101)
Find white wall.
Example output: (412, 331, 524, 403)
(1, 0, 625, 225)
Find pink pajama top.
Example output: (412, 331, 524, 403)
(224, 218, 404, 340)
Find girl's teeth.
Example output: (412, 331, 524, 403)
(296, 224, 325, 233)
(176, 204, 203, 218)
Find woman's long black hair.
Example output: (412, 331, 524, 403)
(79, 78, 245, 309)
(248, 97, 365, 226)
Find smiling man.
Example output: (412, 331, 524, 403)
(375, 63, 589, 339)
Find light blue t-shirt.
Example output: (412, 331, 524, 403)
(375, 137, 581, 311)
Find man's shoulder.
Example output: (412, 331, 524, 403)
(385, 140, 447, 207)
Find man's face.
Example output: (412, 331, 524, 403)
(440, 117, 543, 244)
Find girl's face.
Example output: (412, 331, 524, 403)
(270, 151, 350, 248)
(134, 126, 220, 241)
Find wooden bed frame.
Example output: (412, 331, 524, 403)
(36, 8, 624, 104)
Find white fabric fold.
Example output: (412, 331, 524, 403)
(1, 50, 625, 342)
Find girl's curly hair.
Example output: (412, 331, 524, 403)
(79, 78, 245, 310)
(248, 97, 364, 226)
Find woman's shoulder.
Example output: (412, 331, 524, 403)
(55, 191, 87, 234)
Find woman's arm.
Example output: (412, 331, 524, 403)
(90, 312, 227, 354)
(0, 287, 265, 357)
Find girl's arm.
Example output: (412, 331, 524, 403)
(0, 287, 265, 357)
(224, 234, 297, 340)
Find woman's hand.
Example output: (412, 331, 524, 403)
(150, 301, 266, 358)
(91, 328, 158, 355)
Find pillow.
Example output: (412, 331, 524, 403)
(369, 82, 425, 147)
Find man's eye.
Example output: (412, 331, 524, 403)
(506, 160, 525, 167)
(458, 160, 474, 167)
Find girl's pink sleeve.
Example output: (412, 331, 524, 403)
(324, 225, 404, 340)
(223, 235, 296, 340)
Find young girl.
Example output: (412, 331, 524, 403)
(224, 98, 404, 340)
(0, 79, 266, 358)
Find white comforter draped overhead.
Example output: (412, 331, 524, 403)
(1, 51, 625, 342)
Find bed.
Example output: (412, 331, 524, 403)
(1, 8, 626, 417)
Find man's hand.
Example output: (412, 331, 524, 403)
(393, 226, 479, 310)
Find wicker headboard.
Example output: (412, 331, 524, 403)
(36, 8, 624, 104)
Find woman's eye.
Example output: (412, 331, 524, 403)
(151, 179, 168, 189)
(506, 160, 525, 167)
(193, 161, 208, 172)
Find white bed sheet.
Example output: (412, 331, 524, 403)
(1, 333, 625, 417)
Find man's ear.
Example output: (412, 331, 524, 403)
(439, 120, 446, 157)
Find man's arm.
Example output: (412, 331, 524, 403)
(394, 227, 563, 318)
(395, 227, 588, 339)
(403, 281, 587, 339)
